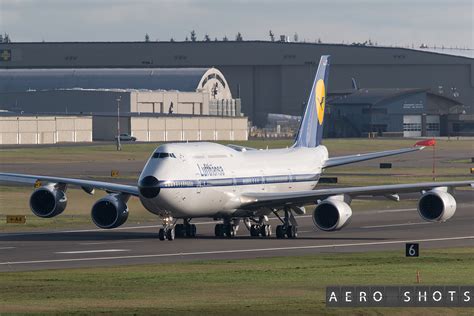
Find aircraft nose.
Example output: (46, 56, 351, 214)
(139, 175, 160, 199)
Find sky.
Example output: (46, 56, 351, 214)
(0, 0, 472, 48)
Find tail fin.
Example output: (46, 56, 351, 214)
(294, 55, 330, 148)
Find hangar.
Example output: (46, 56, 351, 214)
(325, 88, 465, 137)
(0, 41, 472, 127)
(0, 68, 241, 116)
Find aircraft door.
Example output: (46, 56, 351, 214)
(196, 179, 202, 194)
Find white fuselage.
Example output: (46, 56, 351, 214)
(139, 142, 328, 218)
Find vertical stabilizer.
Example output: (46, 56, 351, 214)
(294, 55, 330, 148)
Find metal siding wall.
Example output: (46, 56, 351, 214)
(0, 116, 92, 144)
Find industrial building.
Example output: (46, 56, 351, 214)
(325, 88, 465, 137)
(0, 66, 249, 144)
(0, 114, 92, 145)
(0, 68, 241, 116)
(93, 114, 248, 142)
(0, 113, 248, 144)
(0, 41, 472, 128)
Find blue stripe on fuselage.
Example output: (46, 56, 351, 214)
(157, 174, 320, 189)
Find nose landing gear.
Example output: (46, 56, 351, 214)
(158, 216, 176, 241)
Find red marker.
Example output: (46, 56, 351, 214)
(414, 138, 436, 147)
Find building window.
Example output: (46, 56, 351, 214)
(403, 123, 422, 132)
(216, 75, 226, 88)
(426, 123, 440, 131)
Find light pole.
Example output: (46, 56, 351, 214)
(116, 96, 122, 151)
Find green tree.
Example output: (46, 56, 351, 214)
(190, 30, 197, 42)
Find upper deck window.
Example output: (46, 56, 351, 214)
(152, 152, 176, 159)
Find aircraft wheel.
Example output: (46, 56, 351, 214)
(166, 228, 175, 241)
(225, 224, 236, 238)
(286, 225, 297, 238)
(260, 225, 268, 237)
(250, 225, 259, 237)
(276, 225, 284, 239)
(215, 224, 223, 237)
(158, 228, 166, 241)
(186, 224, 197, 237)
(175, 224, 185, 238)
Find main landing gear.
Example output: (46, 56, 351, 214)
(158, 217, 197, 241)
(246, 216, 272, 238)
(214, 218, 239, 238)
(175, 218, 197, 238)
(274, 208, 298, 239)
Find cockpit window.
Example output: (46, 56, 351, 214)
(152, 152, 176, 159)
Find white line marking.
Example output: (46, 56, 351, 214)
(0, 247, 15, 250)
(361, 222, 432, 229)
(79, 240, 142, 246)
(1, 235, 473, 266)
(56, 249, 129, 254)
(375, 208, 415, 213)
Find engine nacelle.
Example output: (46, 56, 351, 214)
(91, 194, 129, 229)
(418, 189, 456, 222)
(29, 185, 67, 218)
(313, 198, 352, 231)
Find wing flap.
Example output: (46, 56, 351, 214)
(241, 180, 474, 209)
(0, 173, 139, 196)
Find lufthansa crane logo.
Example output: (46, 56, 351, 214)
(315, 79, 326, 125)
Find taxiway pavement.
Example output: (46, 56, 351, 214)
(0, 191, 472, 272)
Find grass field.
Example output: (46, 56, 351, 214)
(0, 248, 473, 315)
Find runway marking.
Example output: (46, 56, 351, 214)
(56, 249, 129, 254)
(79, 241, 143, 245)
(1, 235, 473, 266)
(361, 222, 432, 229)
(0, 247, 15, 250)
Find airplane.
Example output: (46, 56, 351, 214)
(1, 55, 473, 241)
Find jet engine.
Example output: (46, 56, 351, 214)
(91, 194, 129, 229)
(312, 197, 352, 231)
(417, 189, 456, 222)
(29, 185, 67, 218)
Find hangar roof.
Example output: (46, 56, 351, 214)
(328, 88, 462, 107)
(0, 68, 232, 99)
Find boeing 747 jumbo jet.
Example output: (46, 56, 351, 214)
(1, 56, 473, 241)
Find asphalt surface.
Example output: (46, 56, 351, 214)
(0, 191, 472, 272)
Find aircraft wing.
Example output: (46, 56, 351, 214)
(0, 173, 139, 196)
(323, 146, 424, 168)
(240, 180, 474, 209)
